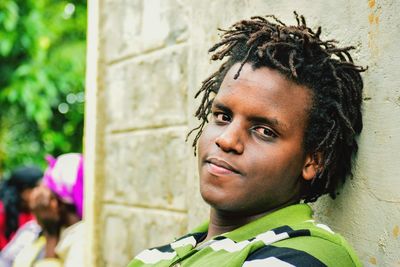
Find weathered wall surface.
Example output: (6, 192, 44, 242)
(85, 0, 400, 266)
(85, 1, 191, 266)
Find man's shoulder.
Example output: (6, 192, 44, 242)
(243, 236, 357, 267)
(258, 221, 362, 267)
(232, 213, 361, 267)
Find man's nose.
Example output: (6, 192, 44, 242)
(215, 122, 244, 154)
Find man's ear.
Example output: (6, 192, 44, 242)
(302, 152, 322, 181)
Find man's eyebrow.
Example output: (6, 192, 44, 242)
(212, 101, 231, 113)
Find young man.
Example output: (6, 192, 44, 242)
(129, 13, 365, 267)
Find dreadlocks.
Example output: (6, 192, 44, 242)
(189, 12, 366, 202)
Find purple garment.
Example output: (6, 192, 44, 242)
(43, 153, 84, 219)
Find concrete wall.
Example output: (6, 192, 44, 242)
(84, 0, 400, 266)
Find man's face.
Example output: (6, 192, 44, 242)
(29, 184, 60, 229)
(198, 63, 313, 216)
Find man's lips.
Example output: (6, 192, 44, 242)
(205, 157, 241, 175)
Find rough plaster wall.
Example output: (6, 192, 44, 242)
(86, 0, 191, 266)
(310, 1, 400, 266)
(86, 0, 400, 266)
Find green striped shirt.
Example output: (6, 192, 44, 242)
(128, 204, 361, 267)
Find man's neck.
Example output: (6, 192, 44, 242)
(205, 208, 268, 241)
(205, 200, 300, 241)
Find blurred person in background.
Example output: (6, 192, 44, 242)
(0, 166, 43, 250)
(12, 153, 84, 267)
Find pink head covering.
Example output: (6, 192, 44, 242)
(43, 153, 84, 219)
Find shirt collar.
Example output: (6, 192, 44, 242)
(189, 204, 313, 242)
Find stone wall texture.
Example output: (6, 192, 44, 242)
(85, 0, 400, 266)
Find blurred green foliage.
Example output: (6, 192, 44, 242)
(0, 0, 86, 176)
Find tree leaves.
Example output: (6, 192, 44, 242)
(0, 0, 86, 175)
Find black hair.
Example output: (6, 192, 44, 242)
(188, 13, 366, 202)
(0, 166, 43, 238)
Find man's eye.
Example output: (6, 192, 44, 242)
(254, 127, 277, 138)
(213, 112, 231, 122)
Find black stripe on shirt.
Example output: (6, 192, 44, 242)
(245, 245, 327, 267)
(288, 229, 311, 238)
(272, 225, 293, 235)
(151, 243, 174, 253)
